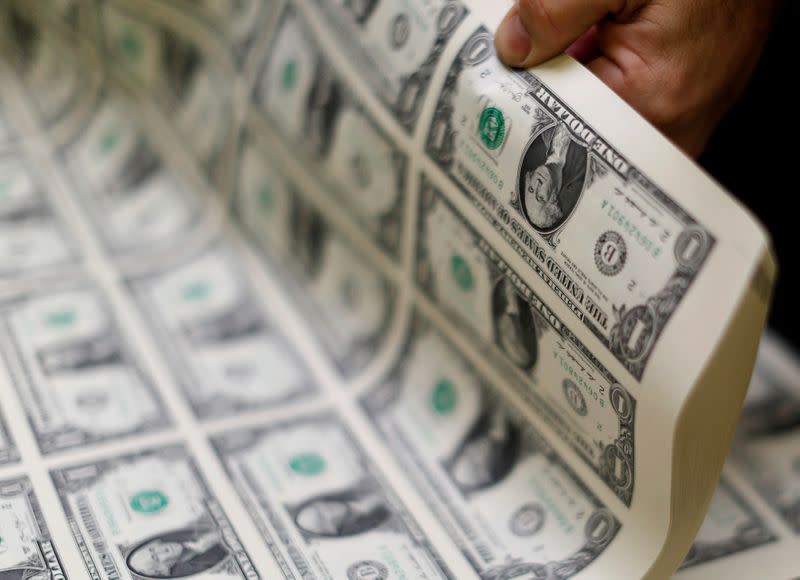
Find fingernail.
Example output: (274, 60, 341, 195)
(495, 12, 531, 66)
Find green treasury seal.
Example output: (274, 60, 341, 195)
(479, 107, 506, 150)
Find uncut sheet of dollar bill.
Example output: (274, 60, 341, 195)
(0, 0, 790, 578)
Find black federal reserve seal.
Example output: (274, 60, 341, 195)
(509, 502, 546, 537)
(594, 231, 627, 276)
(348, 560, 389, 580)
(563, 379, 588, 416)
(389, 14, 410, 49)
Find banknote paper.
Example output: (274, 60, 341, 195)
(738, 375, 800, 440)
(363, 315, 620, 578)
(0, 408, 19, 465)
(0, 476, 67, 579)
(0, 157, 79, 278)
(61, 93, 202, 254)
(231, 135, 295, 259)
(99, 2, 234, 170)
(0, 111, 12, 148)
(233, 134, 397, 376)
(211, 414, 452, 579)
(251, 5, 407, 255)
(307, 0, 468, 130)
(2, 6, 102, 150)
(4, 5, 86, 128)
(730, 337, 800, 534)
(165, 58, 232, 171)
(0, 284, 171, 453)
(679, 477, 777, 569)
(52, 445, 260, 579)
(734, 430, 800, 534)
(167, 0, 274, 65)
(0, 2, 785, 580)
(675, 338, 800, 577)
(737, 346, 800, 439)
(672, 338, 800, 578)
(7, 9, 81, 125)
(426, 28, 715, 379)
(416, 177, 635, 504)
(99, 2, 185, 98)
(29, 0, 80, 31)
(126, 244, 314, 419)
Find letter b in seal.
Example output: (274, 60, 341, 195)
(594, 231, 627, 276)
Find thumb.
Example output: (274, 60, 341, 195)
(494, 0, 630, 68)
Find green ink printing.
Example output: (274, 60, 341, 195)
(451, 254, 474, 291)
(289, 452, 326, 476)
(479, 107, 506, 150)
(432, 379, 457, 415)
(130, 490, 169, 514)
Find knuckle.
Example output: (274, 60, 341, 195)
(518, 0, 561, 36)
(616, 56, 690, 130)
(646, 64, 693, 129)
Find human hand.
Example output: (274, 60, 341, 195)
(494, 0, 779, 156)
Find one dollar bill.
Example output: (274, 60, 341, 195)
(51, 445, 260, 579)
(127, 244, 314, 419)
(0, 156, 79, 278)
(426, 28, 715, 379)
(61, 95, 201, 255)
(0, 284, 171, 453)
(416, 177, 636, 504)
(363, 315, 620, 578)
(211, 414, 453, 579)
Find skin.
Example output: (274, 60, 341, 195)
(494, 0, 781, 156)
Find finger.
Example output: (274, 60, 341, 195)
(587, 53, 662, 134)
(565, 26, 601, 63)
(587, 55, 709, 157)
(586, 55, 626, 98)
(494, 0, 632, 68)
